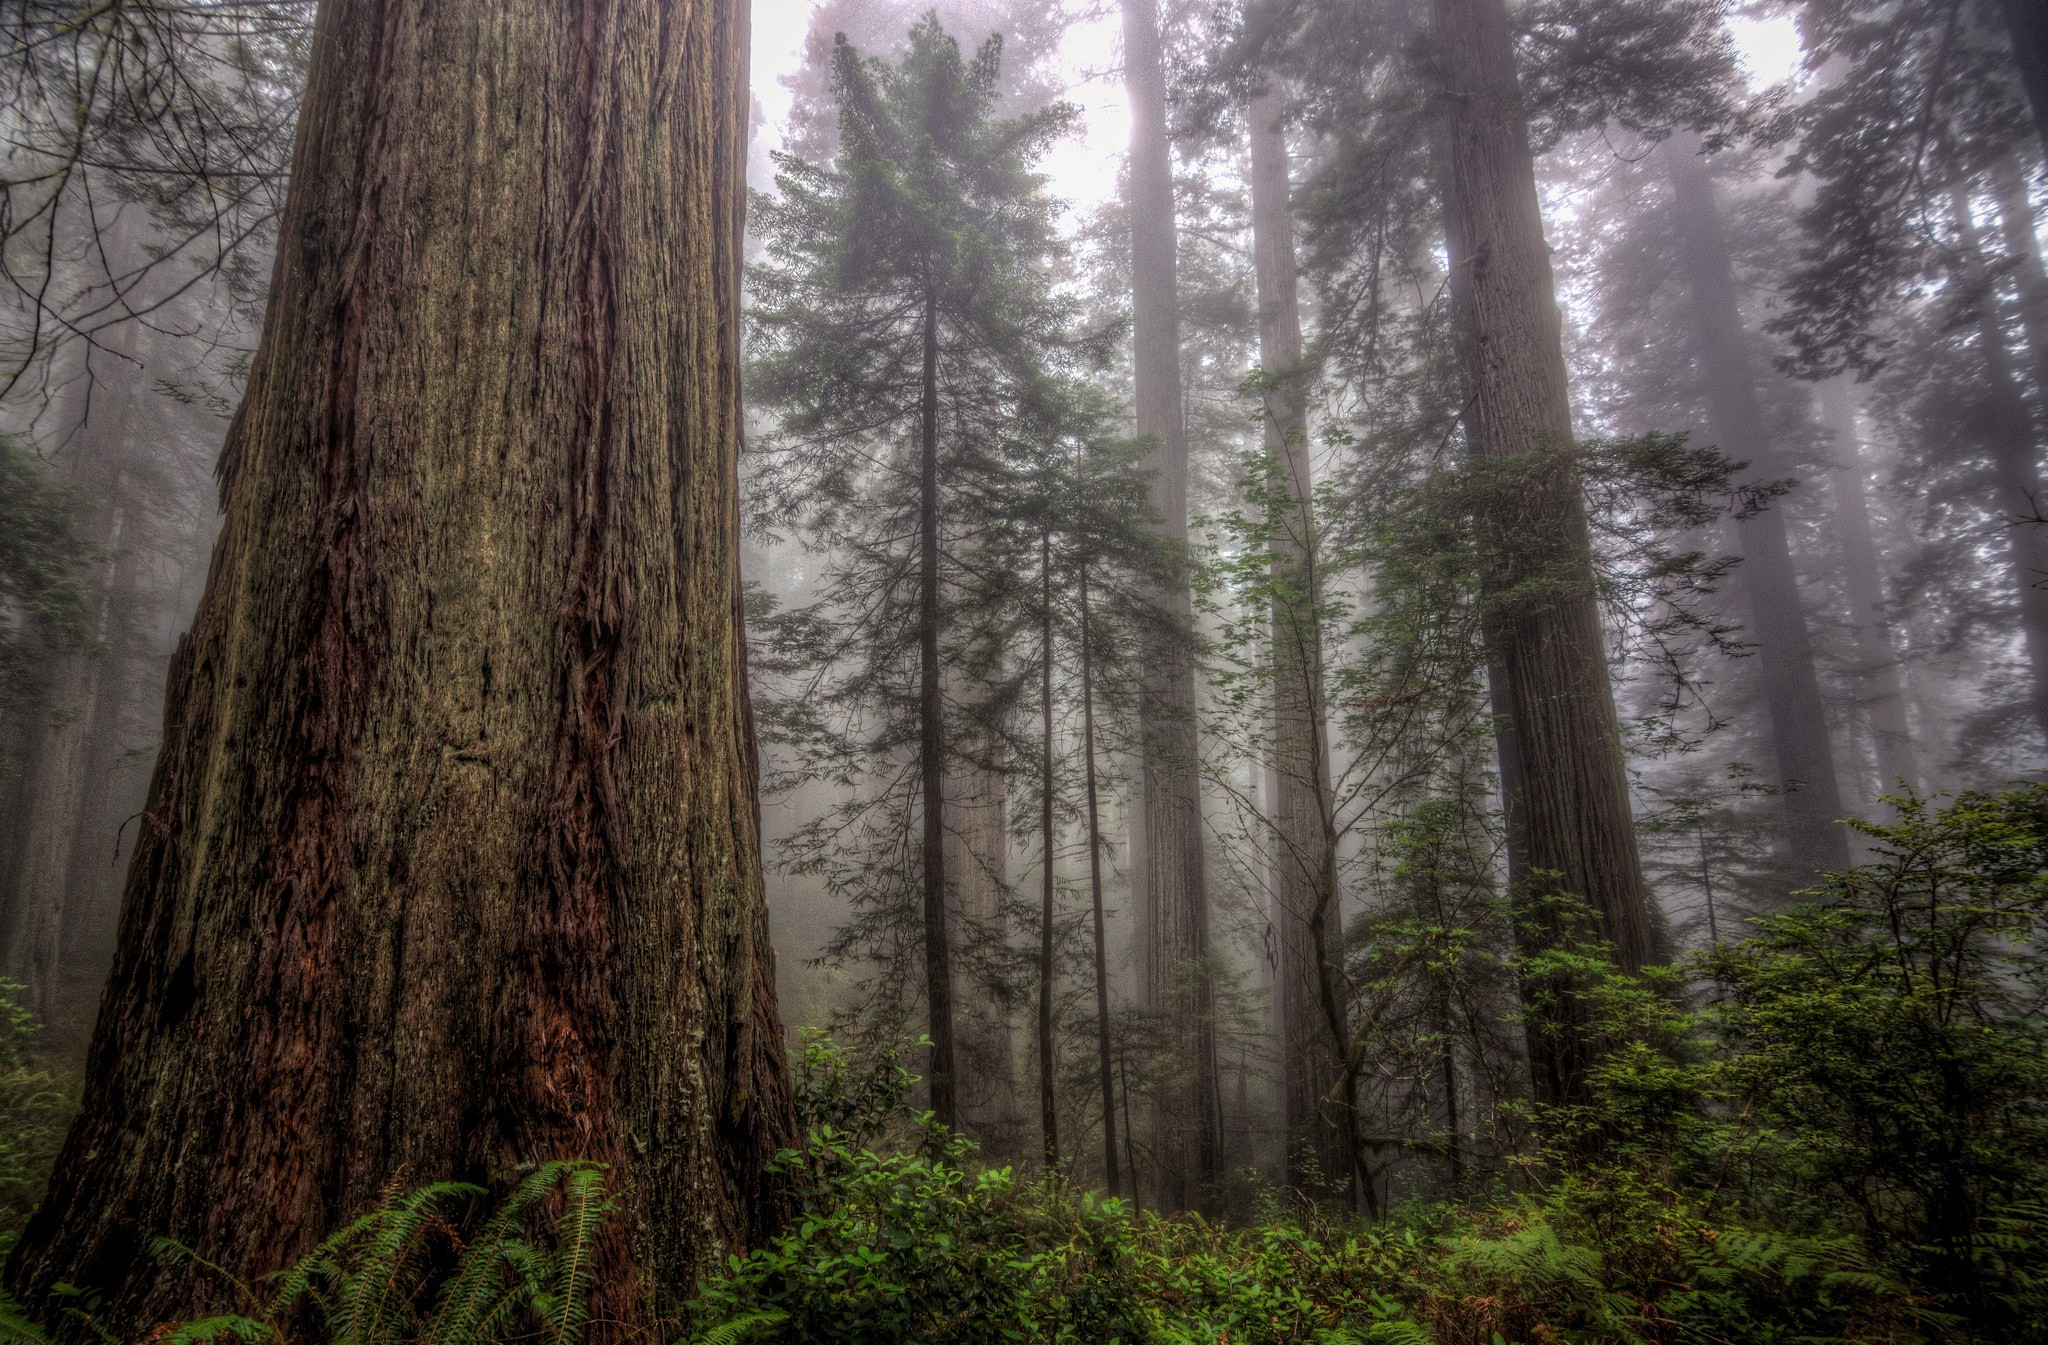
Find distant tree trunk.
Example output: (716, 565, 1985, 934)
(920, 277, 959, 1130)
(1951, 188, 2048, 745)
(1038, 529, 1060, 1170)
(1245, 80, 1347, 1200)
(1079, 563, 1122, 1198)
(943, 663, 1017, 1151)
(1818, 381, 1919, 797)
(1992, 158, 2048, 402)
(1664, 143, 1849, 876)
(1430, 0, 1655, 1103)
(1999, 0, 2048, 169)
(3, 0, 795, 1331)
(3, 337, 137, 1022)
(1118, 0, 1219, 1209)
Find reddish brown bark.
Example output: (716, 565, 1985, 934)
(1245, 81, 1347, 1199)
(1119, 0, 1221, 1209)
(3, 0, 794, 1332)
(1431, 0, 1654, 1101)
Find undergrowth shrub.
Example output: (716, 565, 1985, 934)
(0, 981, 74, 1261)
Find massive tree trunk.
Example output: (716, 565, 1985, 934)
(920, 279, 960, 1130)
(1665, 144, 1850, 876)
(1430, 0, 1655, 1102)
(1118, 0, 1220, 1208)
(1951, 188, 2048, 745)
(1818, 381, 1919, 797)
(1245, 81, 1346, 1199)
(4, 0, 795, 1331)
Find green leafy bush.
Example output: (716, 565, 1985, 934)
(0, 981, 74, 1261)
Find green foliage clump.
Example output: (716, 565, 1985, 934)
(687, 1036, 1908, 1345)
(0, 1163, 618, 1345)
(0, 981, 74, 1262)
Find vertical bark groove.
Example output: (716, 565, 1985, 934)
(4, 0, 794, 1331)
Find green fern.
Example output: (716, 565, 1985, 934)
(141, 1163, 617, 1345)
(0, 1293, 48, 1345)
(692, 1308, 790, 1345)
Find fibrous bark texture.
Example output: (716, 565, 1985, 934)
(4, 0, 795, 1332)
(1246, 82, 1346, 1199)
(1119, 0, 1220, 1209)
(1665, 144, 1850, 878)
(1431, 0, 1654, 1099)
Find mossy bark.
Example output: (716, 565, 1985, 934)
(3, 0, 794, 1332)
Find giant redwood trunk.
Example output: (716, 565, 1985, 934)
(1246, 82, 1346, 1199)
(1665, 144, 1850, 877)
(1119, 0, 1221, 1208)
(1431, 0, 1655, 1100)
(3, 0, 795, 1332)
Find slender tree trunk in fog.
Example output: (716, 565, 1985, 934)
(1119, 0, 1220, 1207)
(1950, 189, 2048, 746)
(3, 332, 137, 1022)
(1431, 0, 1655, 1103)
(1665, 144, 1849, 876)
(3, 0, 796, 1330)
(1999, 0, 2048, 169)
(1992, 159, 2048, 402)
(920, 279, 960, 1130)
(1819, 381, 1919, 796)
(1079, 564, 1122, 1198)
(1038, 530, 1060, 1170)
(1246, 81, 1347, 1199)
(944, 664, 1017, 1148)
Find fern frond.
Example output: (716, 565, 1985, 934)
(0, 1294, 49, 1345)
(542, 1164, 615, 1345)
(694, 1308, 790, 1345)
(157, 1315, 278, 1344)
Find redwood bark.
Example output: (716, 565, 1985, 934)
(1246, 81, 1346, 1198)
(1951, 188, 2048, 745)
(1119, 0, 1220, 1207)
(1431, 0, 1655, 1099)
(4, 0, 795, 1331)
(1665, 144, 1849, 877)
(1818, 381, 1919, 797)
